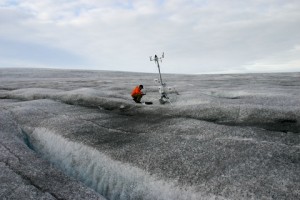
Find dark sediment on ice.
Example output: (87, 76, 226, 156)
(0, 69, 299, 200)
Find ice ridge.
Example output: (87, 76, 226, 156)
(27, 127, 225, 200)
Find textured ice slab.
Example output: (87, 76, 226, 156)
(0, 68, 300, 199)
(0, 109, 105, 200)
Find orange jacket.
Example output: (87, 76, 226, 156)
(131, 86, 142, 96)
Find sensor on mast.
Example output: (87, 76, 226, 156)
(150, 52, 170, 104)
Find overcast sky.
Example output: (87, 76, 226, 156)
(1, 0, 300, 74)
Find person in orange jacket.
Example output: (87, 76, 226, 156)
(131, 85, 145, 103)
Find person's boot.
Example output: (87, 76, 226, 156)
(133, 98, 141, 103)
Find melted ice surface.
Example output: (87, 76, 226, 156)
(1, 68, 299, 200)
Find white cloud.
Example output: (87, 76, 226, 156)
(0, 0, 299, 74)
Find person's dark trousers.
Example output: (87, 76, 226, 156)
(132, 94, 142, 103)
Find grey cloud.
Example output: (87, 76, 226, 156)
(0, 0, 299, 74)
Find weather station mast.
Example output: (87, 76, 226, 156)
(150, 53, 170, 104)
(150, 53, 164, 86)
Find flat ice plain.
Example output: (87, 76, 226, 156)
(0, 68, 299, 200)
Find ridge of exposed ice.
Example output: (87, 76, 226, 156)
(2, 87, 299, 133)
(29, 127, 226, 200)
